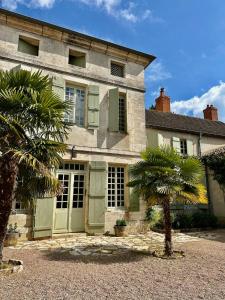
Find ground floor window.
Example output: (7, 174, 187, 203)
(108, 166, 125, 208)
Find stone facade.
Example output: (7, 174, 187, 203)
(0, 9, 155, 239)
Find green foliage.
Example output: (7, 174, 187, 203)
(192, 212, 218, 228)
(0, 69, 72, 204)
(203, 150, 225, 189)
(115, 219, 127, 226)
(172, 214, 193, 229)
(128, 146, 207, 206)
(145, 207, 163, 228)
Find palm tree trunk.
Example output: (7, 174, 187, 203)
(0, 155, 18, 263)
(162, 198, 173, 256)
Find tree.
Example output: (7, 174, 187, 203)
(128, 147, 207, 257)
(0, 69, 71, 262)
(202, 147, 225, 201)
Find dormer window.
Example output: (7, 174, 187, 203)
(18, 35, 39, 56)
(69, 49, 86, 68)
(111, 62, 125, 78)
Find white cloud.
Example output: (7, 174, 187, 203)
(171, 81, 225, 122)
(1, 0, 55, 10)
(77, 0, 162, 23)
(147, 61, 172, 82)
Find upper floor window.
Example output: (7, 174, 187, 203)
(65, 86, 85, 127)
(172, 137, 193, 156)
(18, 35, 39, 56)
(108, 166, 125, 208)
(69, 49, 86, 68)
(111, 62, 125, 78)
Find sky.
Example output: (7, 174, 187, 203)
(1, 0, 225, 121)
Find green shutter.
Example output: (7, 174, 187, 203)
(108, 88, 119, 132)
(88, 161, 107, 226)
(88, 85, 100, 129)
(33, 197, 54, 239)
(187, 140, 194, 156)
(52, 75, 65, 101)
(172, 137, 181, 153)
(129, 165, 140, 212)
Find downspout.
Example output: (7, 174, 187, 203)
(199, 132, 212, 213)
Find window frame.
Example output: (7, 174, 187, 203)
(118, 93, 127, 133)
(107, 165, 126, 210)
(64, 84, 87, 127)
(68, 48, 86, 68)
(180, 139, 188, 156)
(18, 35, 39, 57)
(110, 60, 126, 78)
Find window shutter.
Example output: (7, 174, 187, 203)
(52, 75, 65, 101)
(33, 197, 54, 239)
(172, 137, 181, 153)
(158, 133, 164, 146)
(129, 165, 140, 212)
(88, 85, 100, 129)
(108, 88, 119, 132)
(187, 140, 194, 156)
(88, 161, 107, 227)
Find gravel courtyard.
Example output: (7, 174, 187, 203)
(1, 230, 225, 300)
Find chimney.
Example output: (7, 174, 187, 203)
(203, 105, 218, 121)
(155, 88, 171, 113)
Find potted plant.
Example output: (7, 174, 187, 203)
(114, 219, 127, 237)
(4, 223, 20, 247)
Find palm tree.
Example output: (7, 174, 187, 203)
(0, 69, 71, 263)
(128, 147, 207, 257)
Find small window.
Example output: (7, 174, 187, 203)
(111, 62, 124, 78)
(18, 35, 39, 56)
(180, 139, 188, 155)
(119, 94, 126, 132)
(108, 166, 125, 208)
(69, 49, 86, 68)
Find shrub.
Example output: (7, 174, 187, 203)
(116, 219, 127, 226)
(173, 214, 193, 229)
(192, 212, 218, 228)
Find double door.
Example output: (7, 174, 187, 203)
(54, 171, 85, 233)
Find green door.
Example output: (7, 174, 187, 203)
(54, 171, 85, 233)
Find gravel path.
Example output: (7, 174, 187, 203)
(1, 233, 225, 300)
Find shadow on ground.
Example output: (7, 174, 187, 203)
(43, 243, 155, 265)
(181, 229, 225, 243)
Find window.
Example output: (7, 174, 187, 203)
(180, 139, 188, 155)
(69, 49, 86, 68)
(111, 62, 124, 78)
(73, 174, 85, 208)
(119, 94, 126, 132)
(108, 166, 125, 208)
(65, 86, 85, 126)
(56, 174, 69, 209)
(59, 163, 85, 171)
(18, 35, 39, 56)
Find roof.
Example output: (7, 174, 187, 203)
(0, 9, 155, 68)
(145, 110, 225, 138)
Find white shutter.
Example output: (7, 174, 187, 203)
(158, 133, 164, 146)
(172, 137, 181, 153)
(187, 140, 194, 156)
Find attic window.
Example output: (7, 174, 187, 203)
(18, 35, 39, 56)
(111, 62, 124, 78)
(69, 49, 86, 68)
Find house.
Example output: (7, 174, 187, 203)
(146, 88, 225, 224)
(0, 8, 155, 239)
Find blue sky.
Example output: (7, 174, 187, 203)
(1, 0, 225, 121)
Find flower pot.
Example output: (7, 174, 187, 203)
(4, 232, 20, 247)
(114, 225, 127, 237)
